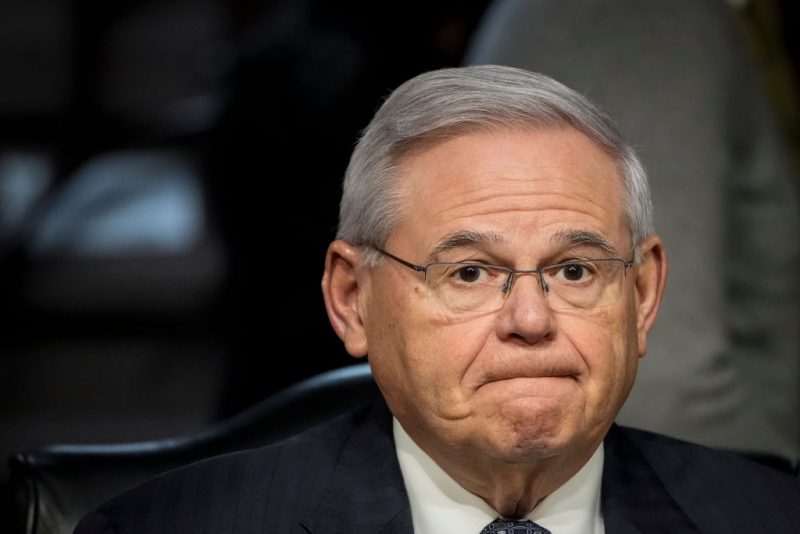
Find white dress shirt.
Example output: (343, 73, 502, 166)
(394, 418, 605, 534)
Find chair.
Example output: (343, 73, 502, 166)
(8, 364, 380, 534)
(465, 0, 800, 463)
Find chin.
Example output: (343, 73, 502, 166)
(488, 398, 576, 459)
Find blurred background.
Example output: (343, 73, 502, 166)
(0, 0, 798, 530)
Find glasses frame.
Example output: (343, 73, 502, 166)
(372, 246, 635, 309)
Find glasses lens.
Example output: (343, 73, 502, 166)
(425, 263, 510, 314)
(541, 259, 626, 310)
(425, 259, 627, 315)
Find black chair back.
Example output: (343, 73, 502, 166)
(9, 364, 379, 534)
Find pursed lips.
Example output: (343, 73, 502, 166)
(478, 364, 581, 388)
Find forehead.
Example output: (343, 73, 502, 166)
(389, 126, 629, 258)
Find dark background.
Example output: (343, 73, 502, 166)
(0, 0, 797, 530)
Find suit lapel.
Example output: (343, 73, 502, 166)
(602, 425, 700, 534)
(625, 427, 761, 533)
(300, 413, 726, 533)
(300, 402, 413, 534)
(611, 425, 800, 533)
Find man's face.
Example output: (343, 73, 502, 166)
(329, 126, 664, 465)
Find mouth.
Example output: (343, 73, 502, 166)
(476, 372, 579, 394)
(470, 375, 578, 410)
(471, 353, 584, 393)
(482, 364, 579, 383)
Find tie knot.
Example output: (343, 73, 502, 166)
(480, 518, 551, 534)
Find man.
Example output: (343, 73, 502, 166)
(76, 66, 800, 533)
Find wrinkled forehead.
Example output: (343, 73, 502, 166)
(391, 122, 626, 199)
(387, 126, 630, 257)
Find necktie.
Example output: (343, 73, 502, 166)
(480, 517, 551, 534)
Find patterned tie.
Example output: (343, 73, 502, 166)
(480, 517, 551, 534)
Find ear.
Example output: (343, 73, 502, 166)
(321, 240, 369, 358)
(633, 235, 668, 357)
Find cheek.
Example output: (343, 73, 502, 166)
(567, 309, 637, 398)
(367, 281, 491, 417)
(403, 312, 493, 401)
(370, 314, 488, 424)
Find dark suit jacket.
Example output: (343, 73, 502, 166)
(75, 401, 800, 533)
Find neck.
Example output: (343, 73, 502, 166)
(410, 432, 601, 518)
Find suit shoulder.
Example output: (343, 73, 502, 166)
(611, 425, 800, 521)
(616, 425, 796, 480)
(76, 406, 374, 534)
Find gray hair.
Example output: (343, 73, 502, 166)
(337, 65, 653, 265)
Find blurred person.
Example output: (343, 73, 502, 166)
(75, 66, 800, 533)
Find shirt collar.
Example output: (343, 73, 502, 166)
(393, 418, 605, 534)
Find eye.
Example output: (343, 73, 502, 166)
(453, 264, 485, 283)
(561, 263, 587, 281)
(549, 261, 597, 284)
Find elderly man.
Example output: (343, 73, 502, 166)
(76, 66, 800, 533)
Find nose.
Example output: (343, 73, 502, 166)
(495, 272, 553, 345)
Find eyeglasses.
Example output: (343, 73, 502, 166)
(373, 247, 634, 316)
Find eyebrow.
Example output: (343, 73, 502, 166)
(550, 228, 619, 257)
(426, 228, 619, 262)
(428, 230, 504, 261)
